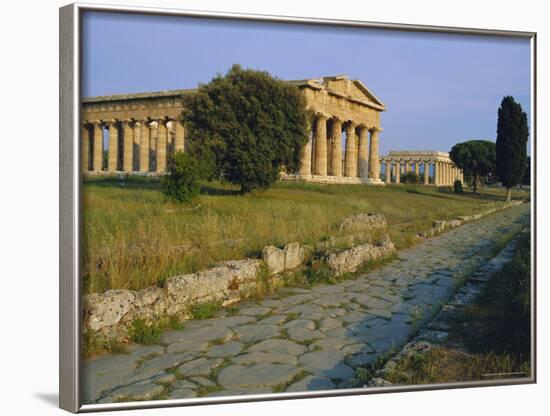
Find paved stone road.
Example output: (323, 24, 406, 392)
(84, 204, 530, 404)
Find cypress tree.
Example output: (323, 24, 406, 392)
(496, 96, 529, 203)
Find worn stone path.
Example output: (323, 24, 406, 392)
(84, 203, 530, 404)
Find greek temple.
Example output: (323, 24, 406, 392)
(81, 75, 462, 186)
(381, 151, 464, 186)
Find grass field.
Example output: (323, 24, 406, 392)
(82, 177, 529, 294)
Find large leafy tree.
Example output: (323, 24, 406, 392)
(449, 140, 496, 194)
(182, 65, 310, 193)
(496, 96, 529, 202)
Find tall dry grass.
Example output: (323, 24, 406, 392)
(82, 177, 510, 293)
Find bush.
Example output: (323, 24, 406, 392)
(401, 172, 420, 184)
(182, 65, 310, 193)
(162, 151, 201, 203)
(453, 180, 463, 193)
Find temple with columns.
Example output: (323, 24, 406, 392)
(81, 74, 462, 186)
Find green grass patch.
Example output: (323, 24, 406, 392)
(385, 348, 530, 385)
(82, 177, 523, 294)
(83, 330, 128, 357)
(128, 315, 183, 345)
(188, 301, 222, 320)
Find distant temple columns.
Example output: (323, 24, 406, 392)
(381, 151, 463, 186)
(395, 160, 401, 184)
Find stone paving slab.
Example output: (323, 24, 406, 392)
(84, 204, 529, 404)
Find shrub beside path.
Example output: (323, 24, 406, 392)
(84, 203, 530, 404)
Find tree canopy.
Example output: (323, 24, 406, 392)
(522, 156, 531, 186)
(496, 96, 529, 202)
(182, 65, 310, 193)
(449, 140, 496, 193)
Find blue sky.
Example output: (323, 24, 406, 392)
(82, 11, 531, 155)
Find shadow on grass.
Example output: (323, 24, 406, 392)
(200, 184, 242, 196)
(83, 176, 162, 190)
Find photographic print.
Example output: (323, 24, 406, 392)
(63, 4, 535, 410)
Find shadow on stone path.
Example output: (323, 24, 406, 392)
(83, 204, 530, 404)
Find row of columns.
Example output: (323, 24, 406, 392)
(381, 159, 463, 186)
(81, 118, 185, 173)
(300, 113, 381, 181)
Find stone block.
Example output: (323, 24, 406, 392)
(84, 289, 136, 333)
(338, 213, 387, 233)
(262, 245, 285, 275)
(283, 242, 305, 270)
(326, 236, 396, 276)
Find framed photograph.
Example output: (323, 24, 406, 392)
(60, 2, 536, 412)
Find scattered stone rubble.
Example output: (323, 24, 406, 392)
(418, 200, 524, 238)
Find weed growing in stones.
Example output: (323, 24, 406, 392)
(189, 301, 222, 320)
(83, 330, 129, 357)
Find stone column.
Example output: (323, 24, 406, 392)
(107, 120, 119, 172)
(368, 127, 381, 181)
(132, 121, 141, 171)
(314, 114, 328, 176)
(300, 134, 313, 176)
(174, 119, 185, 153)
(330, 117, 343, 177)
(357, 125, 369, 179)
(434, 161, 439, 185)
(344, 121, 357, 177)
(395, 161, 401, 184)
(92, 121, 103, 172)
(156, 118, 168, 173)
(122, 119, 134, 173)
(424, 161, 429, 185)
(140, 120, 150, 173)
(81, 123, 90, 172)
(414, 161, 420, 177)
(385, 161, 391, 184)
(405, 160, 411, 174)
